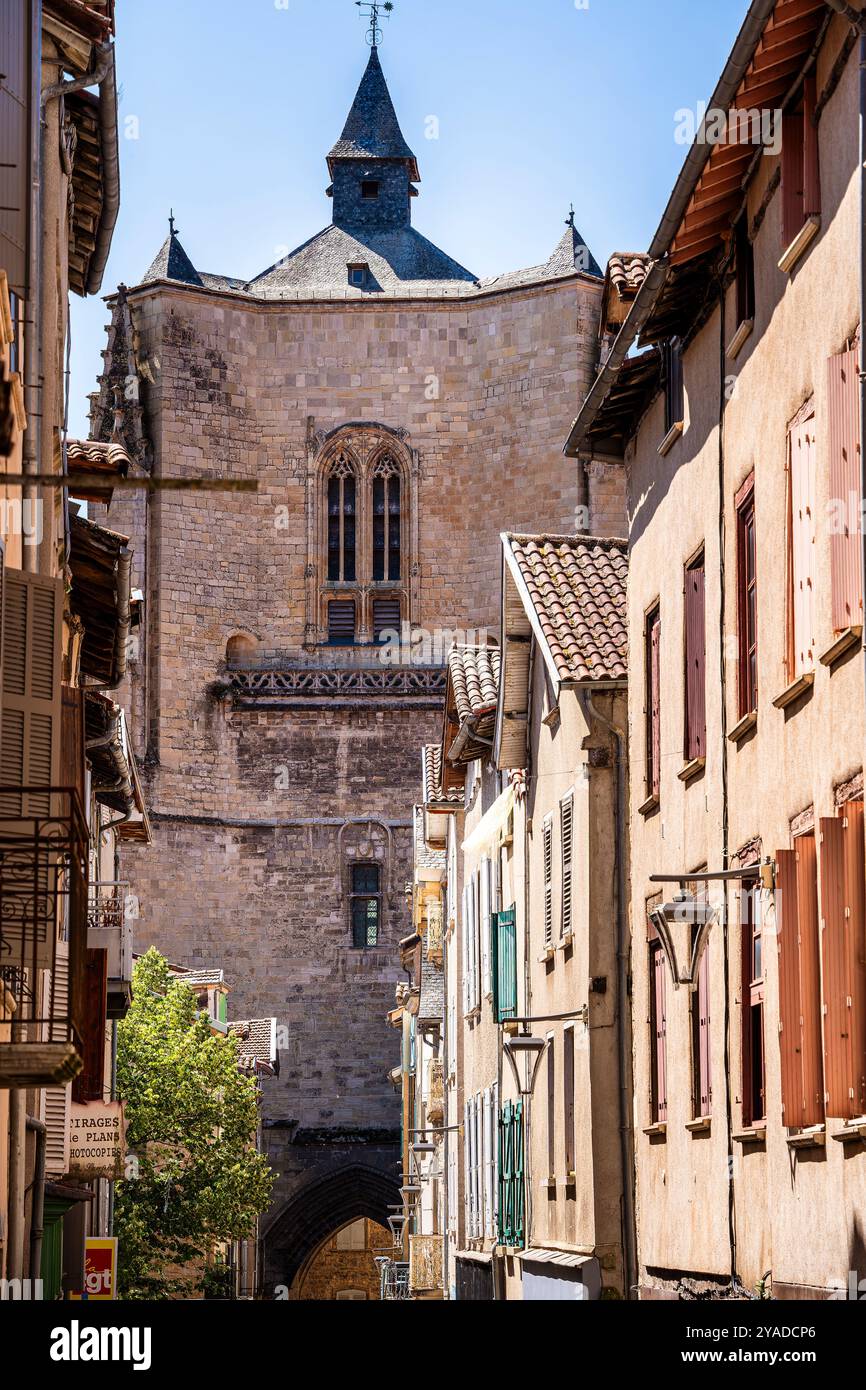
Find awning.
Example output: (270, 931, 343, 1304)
(462, 785, 514, 856)
(520, 1248, 596, 1269)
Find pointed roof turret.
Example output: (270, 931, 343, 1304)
(545, 210, 603, 279)
(141, 213, 204, 287)
(328, 47, 420, 180)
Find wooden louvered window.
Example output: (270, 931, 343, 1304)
(542, 816, 554, 948)
(781, 76, 820, 252)
(560, 795, 574, 940)
(786, 416, 817, 681)
(1, 568, 64, 817)
(350, 863, 381, 949)
(492, 907, 517, 1023)
(690, 919, 712, 1120)
(776, 834, 824, 1128)
(819, 802, 866, 1120)
(649, 922, 668, 1125)
(372, 596, 401, 644)
(372, 456, 401, 582)
(546, 1035, 556, 1180)
(327, 455, 357, 583)
(72, 948, 108, 1104)
(328, 599, 356, 647)
(684, 553, 706, 763)
(827, 346, 863, 636)
(736, 477, 758, 718)
(740, 877, 766, 1128)
(563, 1025, 576, 1177)
(645, 605, 661, 801)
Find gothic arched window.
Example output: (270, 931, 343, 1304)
(372, 455, 401, 583)
(327, 453, 357, 583)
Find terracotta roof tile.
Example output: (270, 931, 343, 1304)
(506, 534, 629, 684)
(606, 253, 651, 301)
(447, 644, 501, 724)
(423, 744, 462, 806)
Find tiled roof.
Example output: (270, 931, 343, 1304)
(142, 230, 203, 287)
(327, 47, 419, 176)
(447, 645, 501, 724)
(228, 1019, 280, 1077)
(247, 222, 476, 299)
(505, 534, 628, 684)
(67, 439, 131, 503)
(175, 968, 225, 988)
(423, 745, 463, 807)
(606, 252, 651, 301)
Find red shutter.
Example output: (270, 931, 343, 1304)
(72, 948, 108, 1104)
(685, 559, 706, 761)
(698, 941, 712, 1117)
(821, 816, 851, 1118)
(782, 111, 805, 247)
(777, 845, 824, 1128)
(802, 75, 820, 219)
(789, 422, 817, 678)
(827, 347, 862, 634)
(843, 802, 866, 1117)
(653, 941, 668, 1123)
(649, 611, 661, 798)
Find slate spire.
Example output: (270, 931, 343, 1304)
(141, 214, 204, 287)
(327, 46, 419, 179)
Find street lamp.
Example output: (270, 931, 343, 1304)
(503, 1031, 548, 1097)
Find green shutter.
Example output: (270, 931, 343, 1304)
(497, 1099, 525, 1249)
(495, 907, 517, 1023)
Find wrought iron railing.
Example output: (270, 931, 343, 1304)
(87, 881, 133, 986)
(229, 666, 447, 707)
(378, 1259, 412, 1301)
(0, 789, 88, 1042)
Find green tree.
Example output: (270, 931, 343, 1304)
(114, 948, 274, 1299)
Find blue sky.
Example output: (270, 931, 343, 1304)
(69, 0, 745, 438)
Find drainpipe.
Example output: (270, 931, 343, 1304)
(578, 689, 637, 1301)
(26, 1116, 46, 1282)
(6, 1091, 26, 1282)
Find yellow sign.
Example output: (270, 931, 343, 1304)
(69, 1238, 118, 1300)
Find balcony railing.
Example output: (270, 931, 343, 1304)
(378, 1259, 412, 1301)
(87, 881, 133, 1017)
(229, 666, 447, 709)
(0, 789, 88, 1087)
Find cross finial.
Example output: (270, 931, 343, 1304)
(169, 209, 177, 237)
(355, 1, 394, 48)
(566, 204, 575, 228)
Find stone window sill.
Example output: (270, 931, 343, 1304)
(643, 1122, 667, 1140)
(831, 1119, 866, 1144)
(658, 421, 684, 458)
(778, 216, 821, 275)
(678, 757, 706, 785)
(772, 672, 815, 711)
(729, 710, 757, 743)
(732, 1127, 766, 1146)
(686, 1116, 712, 1135)
(537, 946, 555, 965)
(557, 931, 574, 952)
(727, 319, 754, 361)
(820, 627, 862, 669)
(639, 793, 660, 818)
(786, 1127, 825, 1151)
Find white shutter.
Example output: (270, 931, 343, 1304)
(560, 796, 574, 939)
(543, 817, 554, 948)
(462, 884, 470, 1016)
(480, 858, 492, 998)
(43, 944, 71, 1176)
(463, 1101, 471, 1235)
(482, 1088, 492, 1238)
(492, 1080, 499, 1237)
(0, 568, 64, 818)
(470, 873, 478, 1010)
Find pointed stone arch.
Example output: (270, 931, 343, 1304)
(263, 1161, 401, 1292)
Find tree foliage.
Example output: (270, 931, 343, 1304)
(114, 949, 274, 1299)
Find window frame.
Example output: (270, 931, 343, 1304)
(683, 550, 706, 764)
(663, 338, 684, 435)
(734, 214, 756, 330)
(735, 476, 758, 719)
(645, 604, 661, 802)
(648, 915, 668, 1126)
(350, 862, 382, 950)
(740, 875, 766, 1130)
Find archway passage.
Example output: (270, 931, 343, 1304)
(295, 1219, 393, 1301)
(264, 1161, 401, 1294)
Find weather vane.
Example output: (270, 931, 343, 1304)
(356, 1, 394, 48)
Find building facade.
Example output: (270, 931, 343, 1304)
(568, 0, 866, 1299)
(84, 39, 607, 1291)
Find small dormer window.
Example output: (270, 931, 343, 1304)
(348, 263, 369, 289)
(361, 180, 380, 200)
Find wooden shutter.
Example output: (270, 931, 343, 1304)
(652, 941, 668, 1123)
(685, 557, 706, 761)
(470, 872, 479, 1011)
(61, 685, 86, 809)
(462, 885, 470, 1016)
(43, 941, 72, 1176)
(827, 347, 862, 634)
(782, 110, 805, 247)
(543, 817, 553, 947)
(563, 1026, 575, 1174)
(821, 803, 866, 1119)
(0, 0, 30, 295)
(463, 1101, 471, 1234)
(372, 597, 401, 642)
(777, 840, 824, 1127)
(802, 75, 820, 219)
(697, 940, 712, 1116)
(647, 608, 661, 798)
(789, 423, 817, 678)
(495, 907, 517, 1023)
(72, 948, 108, 1104)
(1, 569, 64, 817)
(560, 796, 574, 939)
(480, 858, 491, 999)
